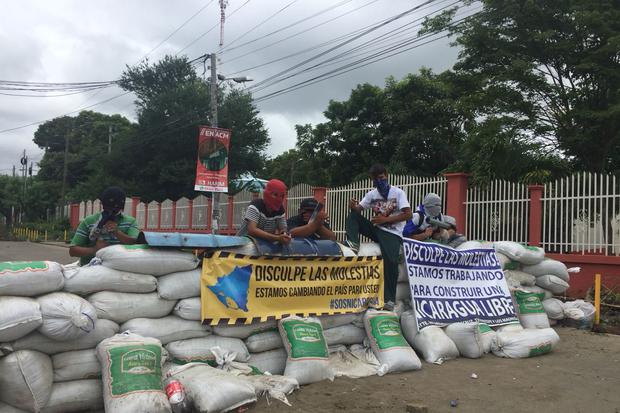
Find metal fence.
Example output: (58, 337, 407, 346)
(465, 180, 530, 243)
(542, 172, 620, 255)
(325, 175, 447, 242)
(286, 183, 314, 217)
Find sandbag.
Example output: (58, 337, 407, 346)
(36, 293, 97, 341)
(397, 261, 408, 282)
(522, 258, 569, 282)
(157, 269, 201, 300)
(364, 310, 421, 373)
(478, 323, 496, 353)
(88, 292, 176, 323)
(562, 300, 595, 328)
(213, 320, 277, 339)
(328, 345, 382, 378)
(279, 316, 333, 385)
(411, 326, 459, 364)
(120, 316, 210, 345)
(0, 261, 64, 297)
(496, 252, 519, 270)
(0, 350, 53, 412)
(492, 328, 560, 358)
(456, 240, 486, 250)
(0, 296, 42, 342)
(173, 297, 201, 321)
(317, 313, 363, 330)
(52, 349, 100, 382)
(445, 322, 484, 359)
(504, 270, 536, 287)
(395, 282, 410, 302)
(399, 310, 419, 345)
(247, 348, 287, 375)
(495, 322, 524, 333)
(0, 401, 28, 412)
(513, 290, 550, 329)
(63, 264, 157, 295)
(535, 274, 569, 295)
(96, 244, 198, 276)
(41, 379, 103, 413)
(97, 332, 170, 413)
(520, 285, 553, 300)
(493, 242, 544, 265)
(165, 336, 250, 365)
(542, 298, 565, 320)
(12, 319, 120, 355)
(168, 363, 256, 413)
(244, 330, 283, 353)
(324, 324, 366, 346)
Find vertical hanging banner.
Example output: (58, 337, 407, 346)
(194, 125, 231, 192)
(200, 251, 384, 325)
(403, 239, 517, 329)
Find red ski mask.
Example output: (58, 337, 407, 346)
(263, 179, 287, 212)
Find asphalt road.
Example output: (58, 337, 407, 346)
(0, 240, 75, 264)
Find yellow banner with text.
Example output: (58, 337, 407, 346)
(201, 251, 384, 325)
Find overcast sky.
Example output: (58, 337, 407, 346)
(0, 0, 470, 176)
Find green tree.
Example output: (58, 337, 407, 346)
(432, 0, 620, 172)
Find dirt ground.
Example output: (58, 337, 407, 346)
(254, 329, 620, 413)
(1, 241, 618, 412)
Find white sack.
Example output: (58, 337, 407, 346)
(0, 296, 42, 342)
(495, 323, 524, 333)
(52, 349, 100, 382)
(535, 274, 569, 295)
(36, 293, 97, 341)
(244, 330, 283, 353)
(279, 316, 333, 385)
(120, 316, 210, 345)
(444, 322, 484, 359)
(411, 326, 459, 364)
(157, 269, 201, 300)
(328, 345, 381, 378)
(97, 332, 170, 413)
(520, 285, 553, 300)
(357, 242, 382, 256)
(397, 261, 408, 282)
(395, 282, 410, 302)
(478, 323, 496, 353)
(456, 240, 486, 250)
(247, 348, 287, 375)
(63, 264, 157, 295)
(88, 292, 176, 323)
(317, 313, 363, 330)
(165, 336, 250, 365)
(324, 324, 366, 346)
(513, 290, 550, 329)
(173, 297, 201, 321)
(504, 270, 536, 287)
(0, 402, 28, 412)
(493, 242, 544, 265)
(364, 310, 421, 373)
(522, 258, 569, 282)
(213, 320, 277, 339)
(563, 300, 595, 323)
(492, 328, 560, 358)
(542, 298, 565, 320)
(12, 319, 119, 355)
(496, 252, 520, 270)
(399, 310, 419, 345)
(0, 350, 53, 412)
(168, 363, 256, 413)
(0, 261, 64, 297)
(96, 244, 198, 276)
(41, 379, 103, 413)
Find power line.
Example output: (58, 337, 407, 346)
(134, 0, 217, 65)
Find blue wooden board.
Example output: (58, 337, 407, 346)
(143, 232, 251, 248)
(252, 237, 342, 256)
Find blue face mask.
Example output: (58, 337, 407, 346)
(373, 178, 390, 199)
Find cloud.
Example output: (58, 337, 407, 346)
(0, 0, 466, 174)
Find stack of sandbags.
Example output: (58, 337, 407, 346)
(399, 311, 459, 364)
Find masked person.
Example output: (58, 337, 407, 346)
(69, 186, 140, 266)
(403, 192, 443, 241)
(346, 164, 412, 309)
(237, 179, 291, 245)
(287, 198, 336, 241)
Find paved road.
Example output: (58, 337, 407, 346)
(0, 240, 75, 264)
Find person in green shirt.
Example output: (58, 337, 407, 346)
(70, 186, 140, 265)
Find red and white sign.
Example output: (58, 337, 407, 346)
(194, 125, 231, 193)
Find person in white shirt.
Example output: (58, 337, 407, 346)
(346, 164, 412, 309)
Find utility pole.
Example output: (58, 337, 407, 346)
(12, 165, 15, 177)
(108, 125, 114, 154)
(61, 132, 69, 204)
(210, 52, 220, 233)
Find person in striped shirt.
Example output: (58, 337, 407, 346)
(236, 179, 291, 245)
(69, 186, 140, 265)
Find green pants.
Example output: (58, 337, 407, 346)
(346, 211, 402, 302)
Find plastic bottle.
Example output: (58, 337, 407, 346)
(165, 379, 191, 413)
